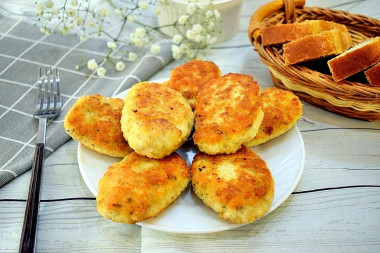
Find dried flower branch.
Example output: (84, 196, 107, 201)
(35, 0, 222, 77)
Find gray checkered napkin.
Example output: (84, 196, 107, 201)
(0, 14, 173, 187)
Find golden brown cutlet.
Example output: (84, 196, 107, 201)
(97, 151, 190, 224)
(121, 81, 194, 159)
(245, 87, 302, 147)
(164, 60, 221, 110)
(190, 146, 274, 224)
(193, 73, 263, 154)
(64, 95, 133, 157)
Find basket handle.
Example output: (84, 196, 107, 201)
(248, 0, 305, 43)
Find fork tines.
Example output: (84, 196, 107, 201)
(36, 67, 61, 117)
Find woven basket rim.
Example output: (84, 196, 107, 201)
(249, 2, 380, 121)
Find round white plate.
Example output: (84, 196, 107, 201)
(78, 80, 305, 234)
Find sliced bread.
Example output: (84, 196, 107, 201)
(364, 62, 380, 86)
(261, 20, 349, 46)
(283, 29, 353, 65)
(328, 37, 380, 82)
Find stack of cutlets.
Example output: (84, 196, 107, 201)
(64, 59, 302, 225)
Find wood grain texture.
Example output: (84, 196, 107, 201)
(1, 0, 380, 252)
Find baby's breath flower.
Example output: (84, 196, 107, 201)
(40, 27, 50, 35)
(97, 67, 106, 77)
(61, 26, 69, 35)
(172, 45, 182, 59)
(114, 8, 121, 15)
(36, 3, 44, 11)
(70, 0, 78, 7)
(172, 34, 182, 44)
(214, 10, 221, 20)
(128, 52, 137, 62)
(87, 59, 98, 71)
(208, 21, 215, 29)
(150, 43, 161, 54)
(186, 3, 196, 15)
(107, 41, 117, 50)
(127, 15, 134, 22)
(99, 8, 110, 17)
(80, 35, 88, 42)
(44, 0, 54, 9)
(67, 8, 76, 17)
(76, 17, 83, 26)
(35, 0, 222, 70)
(139, 2, 149, 10)
(115, 61, 125, 71)
(186, 30, 196, 40)
(135, 27, 146, 37)
(192, 24, 203, 34)
(177, 15, 188, 25)
(154, 8, 161, 16)
(194, 34, 203, 43)
(206, 10, 213, 18)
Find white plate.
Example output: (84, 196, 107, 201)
(78, 79, 305, 234)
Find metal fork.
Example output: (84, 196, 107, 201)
(19, 67, 61, 253)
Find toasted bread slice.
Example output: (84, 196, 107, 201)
(283, 29, 352, 65)
(261, 20, 349, 46)
(328, 37, 380, 81)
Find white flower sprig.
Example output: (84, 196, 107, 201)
(35, 0, 222, 77)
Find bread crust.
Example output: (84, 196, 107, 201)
(97, 152, 190, 224)
(193, 73, 263, 155)
(190, 146, 274, 224)
(328, 37, 380, 81)
(64, 95, 133, 157)
(283, 29, 352, 65)
(365, 62, 380, 86)
(261, 20, 349, 46)
(164, 60, 221, 110)
(245, 87, 302, 147)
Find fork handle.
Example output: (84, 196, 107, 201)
(19, 118, 47, 253)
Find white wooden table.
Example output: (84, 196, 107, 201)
(1, 0, 380, 252)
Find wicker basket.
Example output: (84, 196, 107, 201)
(248, 0, 380, 121)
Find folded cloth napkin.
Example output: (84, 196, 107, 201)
(0, 13, 173, 187)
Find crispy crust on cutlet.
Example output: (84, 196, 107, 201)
(164, 60, 221, 110)
(121, 82, 194, 159)
(190, 146, 274, 224)
(64, 95, 133, 157)
(97, 152, 190, 224)
(245, 87, 302, 147)
(193, 73, 263, 155)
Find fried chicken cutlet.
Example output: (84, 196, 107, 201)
(97, 152, 190, 224)
(64, 95, 132, 157)
(245, 87, 302, 147)
(193, 73, 263, 154)
(121, 81, 194, 159)
(191, 146, 274, 224)
(164, 60, 221, 110)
